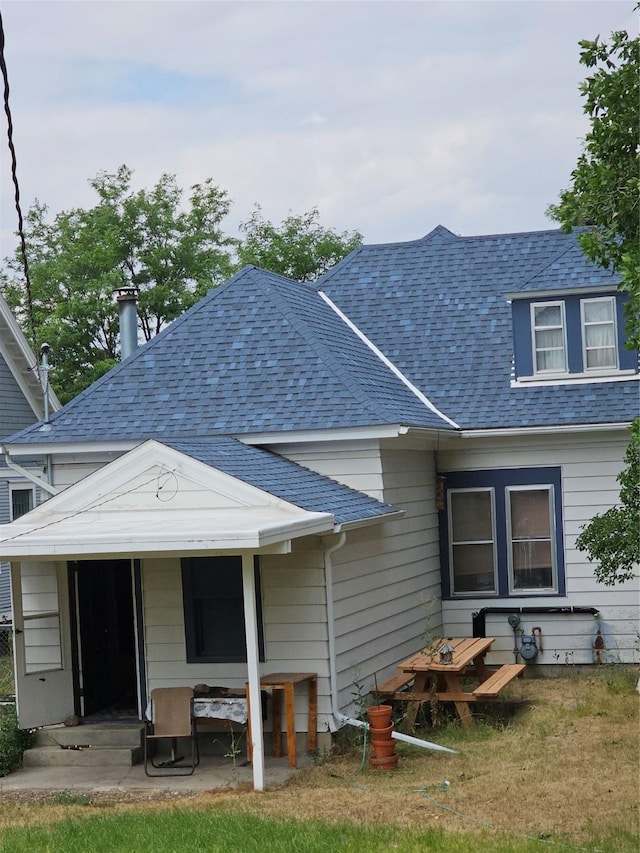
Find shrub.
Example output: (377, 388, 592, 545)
(0, 703, 33, 776)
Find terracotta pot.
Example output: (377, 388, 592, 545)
(366, 704, 392, 728)
(371, 739, 396, 758)
(369, 723, 393, 739)
(369, 752, 399, 770)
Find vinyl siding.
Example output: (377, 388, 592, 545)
(0, 356, 37, 436)
(330, 446, 443, 714)
(141, 544, 332, 734)
(438, 430, 639, 665)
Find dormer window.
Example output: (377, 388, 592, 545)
(531, 302, 566, 373)
(512, 291, 636, 383)
(581, 297, 617, 370)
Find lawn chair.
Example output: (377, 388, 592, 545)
(144, 686, 200, 776)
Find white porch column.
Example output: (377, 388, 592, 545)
(242, 553, 264, 791)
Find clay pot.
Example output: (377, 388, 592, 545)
(366, 704, 392, 729)
(371, 739, 396, 758)
(369, 752, 399, 770)
(369, 722, 393, 739)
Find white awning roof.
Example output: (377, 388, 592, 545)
(0, 441, 335, 560)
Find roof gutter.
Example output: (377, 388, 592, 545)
(334, 508, 405, 533)
(461, 421, 633, 439)
(323, 532, 456, 755)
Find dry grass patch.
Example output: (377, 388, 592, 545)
(0, 669, 637, 849)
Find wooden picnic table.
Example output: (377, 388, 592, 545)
(378, 638, 525, 728)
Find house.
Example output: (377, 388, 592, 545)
(0, 293, 60, 623)
(0, 226, 636, 789)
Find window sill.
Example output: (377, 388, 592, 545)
(512, 369, 638, 388)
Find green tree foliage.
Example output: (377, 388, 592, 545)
(237, 205, 362, 282)
(549, 20, 639, 586)
(548, 24, 640, 349)
(575, 420, 640, 586)
(1, 168, 362, 403)
(1, 166, 235, 402)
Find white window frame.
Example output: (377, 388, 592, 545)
(580, 296, 618, 372)
(505, 484, 557, 594)
(448, 487, 498, 596)
(531, 301, 567, 375)
(9, 484, 35, 521)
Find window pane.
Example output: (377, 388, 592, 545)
(534, 304, 562, 326)
(532, 303, 565, 373)
(583, 300, 613, 323)
(449, 490, 496, 594)
(508, 488, 555, 591)
(451, 544, 496, 593)
(182, 556, 264, 663)
(582, 298, 617, 370)
(510, 489, 551, 537)
(11, 489, 33, 520)
(512, 542, 553, 589)
(450, 491, 493, 540)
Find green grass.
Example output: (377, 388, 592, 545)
(0, 808, 627, 853)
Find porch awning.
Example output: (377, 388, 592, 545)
(0, 440, 337, 560)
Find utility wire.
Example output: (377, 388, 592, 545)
(0, 9, 39, 360)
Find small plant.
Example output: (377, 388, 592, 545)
(223, 723, 245, 771)
(0, 703, 34, 776)
(50, 791, 93, 806)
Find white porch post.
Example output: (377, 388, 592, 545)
(242, 552, 264, 791)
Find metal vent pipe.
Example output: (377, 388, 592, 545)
(117, 287, 139, 361)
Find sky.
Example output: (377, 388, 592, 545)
(0, 0, 634, 255)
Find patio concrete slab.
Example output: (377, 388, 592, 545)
(0, 753, 312, 794)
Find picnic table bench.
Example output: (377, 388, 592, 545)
(376, 638, 525, 728)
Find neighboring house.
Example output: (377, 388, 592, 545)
(0, 294, 60, 623)
(0, 226, 636, 789)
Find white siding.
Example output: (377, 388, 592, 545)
(141, 544, 332, 735)
(438, 430, 639, 665)
(331, 446, 443, 713)
(271, 439, 385, 498)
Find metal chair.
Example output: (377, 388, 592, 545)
(144, 686, 200, 776)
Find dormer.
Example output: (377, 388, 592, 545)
(510, 288, 637, 384)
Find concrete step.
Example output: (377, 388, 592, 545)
(34, 723, 144, 750)
(23, 745, 143, 768)
(25, 723, 145, 768)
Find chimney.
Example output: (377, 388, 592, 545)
(116, 287, 139, 361)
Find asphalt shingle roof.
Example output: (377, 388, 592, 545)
(318, 227, 638, 429)
(163, 437, 400, 525)
(6, 227, 637, 449)
(8, 266, 450, 446)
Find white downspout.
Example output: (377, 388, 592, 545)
(3, 450, 59, 496)
(324, 531, 457, 755)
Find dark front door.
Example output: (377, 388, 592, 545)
(71, 560, 138, 717)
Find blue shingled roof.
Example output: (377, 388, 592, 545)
(5, 227, 637, 447)
(7, 265, 451, 447)
(163, 437, 400, 525)
(318, 227, 638, 429)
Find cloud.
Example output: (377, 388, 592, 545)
(0, 0, 632, 253)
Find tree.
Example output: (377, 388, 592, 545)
(575, 420, 640, 586)
(1, 166, 235, 402)
(547, 24, 639, 348)
(548, 20, 639, 586)
(236, 205, 362, 282)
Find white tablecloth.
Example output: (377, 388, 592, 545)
(145, 696, 248, 725)
(193, 697, 248, 725)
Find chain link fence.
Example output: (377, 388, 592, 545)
(0, 625, 12, 657)
(0, 625, 14, 697)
